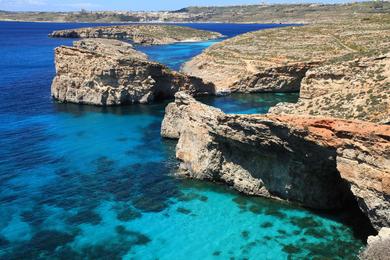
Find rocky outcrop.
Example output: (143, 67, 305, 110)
(360, 228, 390, 259)
(49, 25, 222, 45)
(182, 16, 390, 94)
(230, 62, 318, 94)
(51, 39, 214, 105)
(161, 92, 390, 231)
(270, 54, 390, 124)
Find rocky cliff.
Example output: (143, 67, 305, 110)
(49, 25, 222, 45)
(161, 92, 390, 231)
(182, 15, 390, 94)
(270, 54, 390, 124)
(51, 39, 214, 105)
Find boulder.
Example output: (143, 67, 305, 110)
(360, 228, 390, 260)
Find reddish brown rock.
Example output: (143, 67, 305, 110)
(162, 92, 390, 231)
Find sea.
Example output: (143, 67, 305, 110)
(0, 21, 368, 259)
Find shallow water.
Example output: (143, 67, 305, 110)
(0, 21, 366, 259)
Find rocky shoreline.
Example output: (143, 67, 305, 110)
(182, 15, 390, 97)
(49, 24, 223, 45)
(156, 14, 390, 256)
(48, 9, 390, 258)
(161, 92, 390, 232)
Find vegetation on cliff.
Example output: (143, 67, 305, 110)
(183, 13, 390, 91)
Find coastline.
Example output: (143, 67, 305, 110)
(0, 4, 389, 258)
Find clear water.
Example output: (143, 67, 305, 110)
(137, 23, 298, 71)
(0, 21, 365, 259)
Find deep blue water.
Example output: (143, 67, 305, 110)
(0, 21, 365, 259)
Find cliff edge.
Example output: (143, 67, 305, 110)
(161, 92, 390, 231)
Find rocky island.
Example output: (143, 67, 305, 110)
(51, 39, 214, 105)
(50, 24, 222, 105)
(49, 24, 223, 45)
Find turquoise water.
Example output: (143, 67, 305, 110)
(0, 22, 368, 259)
(138, 40, 219, 71)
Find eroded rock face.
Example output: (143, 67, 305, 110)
(51, 39, 214, 106)
(230, 62, 318, 94)
(161, 92, 390, 231)
(360, 228, 390, 260)
(271, 54, 390, 124)
(49, 25, 223, 45)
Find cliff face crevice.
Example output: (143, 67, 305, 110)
(270, 54, 390, 124)
(230, 63, 318, 93)
(161, 92, 390, 231)
(51, 39, 215, 106)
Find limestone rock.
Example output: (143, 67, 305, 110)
(51, 39, 214, 106)
(182, 17, 390, 94)
(162, 92, 390, 231)
(49, 25, 223, 45)
(360, 228, 390, 260)
(271, 54, 390, 124)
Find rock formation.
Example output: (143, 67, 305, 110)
(360, 228, 390, 259)
(182, 15, 390, 94)
(49, 25, 223, 45)
(51, 39, 214, 105)
(270, 54, 390, 124)
(161, 92, 390, 231)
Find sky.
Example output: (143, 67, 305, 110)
(0, 0, 361, 12)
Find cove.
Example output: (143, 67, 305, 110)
(0, 21, 368, 259)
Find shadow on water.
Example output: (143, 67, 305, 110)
(52, 99, 171, 117)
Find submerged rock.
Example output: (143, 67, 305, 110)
(161, 92, 390, 231)
(49, 24, 223, 45)
(51, 39, 214, 106)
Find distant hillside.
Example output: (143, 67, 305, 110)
(170, 2, 390, 23)
(0, 2, 389, 23)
